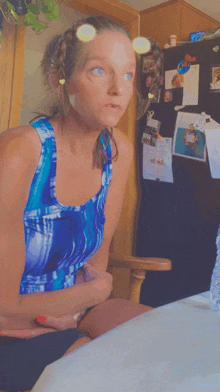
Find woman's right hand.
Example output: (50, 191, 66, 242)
(84, 264, 113, 284)
(84, 264, 113, 300)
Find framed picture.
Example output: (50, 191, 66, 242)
(173, 112, 206, 162)
(210, 65, 220, 92)
(164, 89, 173, 102)
(142, 118, 161, 147)
(142, 126, 158, 147)
(145, 73, 154, 87)
(142, 54, 156, 74)
(165, 70, 184, 89)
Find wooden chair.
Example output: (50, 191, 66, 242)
(107, 253, 171, 303)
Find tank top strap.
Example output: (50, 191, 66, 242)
(100, 129, 112, 187)
(30, 117, 54, 144)
(24, 117, 55, 212)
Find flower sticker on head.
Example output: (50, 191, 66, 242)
(76, 24, 96, 42)
(132, 37, 151, 54)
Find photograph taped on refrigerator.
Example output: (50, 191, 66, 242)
(173, 112, 206, 162)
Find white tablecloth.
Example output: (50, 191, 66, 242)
(31, 292, 220, 392)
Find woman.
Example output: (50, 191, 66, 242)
(171, 73, 182, 88)
(0, 15, 162, 391)
(183, 123, 198, 157)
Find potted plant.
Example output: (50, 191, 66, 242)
(0, 0, 61, 44)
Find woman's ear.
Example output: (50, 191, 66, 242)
(48, 68, 62, 94)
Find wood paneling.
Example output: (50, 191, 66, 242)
(179, 1, 219, 42)
(0, 21, 16, 132)
(60, 0, 139, 23)
(140, 0, 220, 48)
(0, 22, 25, 132)
(9, 25, 26, 129)
(140, 0, 181, 48)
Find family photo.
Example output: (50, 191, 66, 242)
(142, 54, 156, 73)
(173, 113, 206, 161)
(210, 66, 220, 92)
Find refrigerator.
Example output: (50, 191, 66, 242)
(136, 36, 220, 307)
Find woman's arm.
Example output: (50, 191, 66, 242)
(0, 265, 104, 336)
(0, 128, 112, 331)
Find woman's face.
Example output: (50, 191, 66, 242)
(176, 74, 181, 83)
(68, 31, 136, 130)
(146, 76, 152, 86)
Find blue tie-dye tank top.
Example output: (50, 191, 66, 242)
(19, 117, 112, 294)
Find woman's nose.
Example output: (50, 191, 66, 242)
(108, 75, 124, 95)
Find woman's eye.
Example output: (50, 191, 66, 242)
(91, 67, 104, 75)
(124, 73, 133, 81)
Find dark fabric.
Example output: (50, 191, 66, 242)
(0, 328, 86, 391)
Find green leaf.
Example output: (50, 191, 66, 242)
(41, 4, 49, 13)
(44, 10, 59, 21)
(44, 0, 57, 10)
(6, 1, 15, 11)
(26, 3, 38, 15)
(32, 20, 47, 31)
(24, 10, 36, 24)
(24, 10, 46, 31)
(6, 2, 18, 19)
(42, 0, 59, 20)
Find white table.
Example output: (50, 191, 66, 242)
(31, 292, 220, 392)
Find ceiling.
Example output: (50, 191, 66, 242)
(119, 0, 220, 22)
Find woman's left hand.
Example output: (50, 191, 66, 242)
(0, 315, 78, 338)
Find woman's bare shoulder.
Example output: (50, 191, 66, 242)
(0, 124, 39, 143)
(0, 124, 41, 161)
(0, 125, 42, 216)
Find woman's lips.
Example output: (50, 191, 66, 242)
(104, 103, 122, 110)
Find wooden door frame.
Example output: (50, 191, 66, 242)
(0, 21, 26, 132)
(0, 0, 139, 256)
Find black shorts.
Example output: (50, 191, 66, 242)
(0, 328, 86, 391)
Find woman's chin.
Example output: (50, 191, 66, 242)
(73, 110, 122, 131)
(99, 114, 123, 129)
(90, 117, 119, 130)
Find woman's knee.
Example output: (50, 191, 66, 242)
(78, 298, 152, 339)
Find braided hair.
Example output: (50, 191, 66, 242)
(31, 15, 163, 167)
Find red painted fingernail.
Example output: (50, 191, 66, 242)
(37, 315, 47, 323)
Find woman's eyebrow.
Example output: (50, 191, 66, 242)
(83, 56, 104, 67)
(83, 55, 136, 68)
